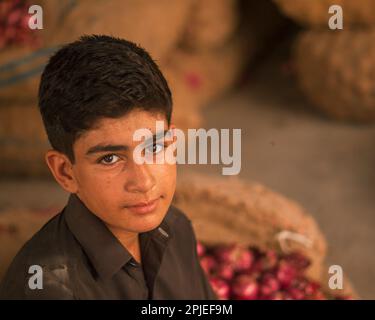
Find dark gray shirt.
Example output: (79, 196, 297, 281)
(0, 193, 217, 300)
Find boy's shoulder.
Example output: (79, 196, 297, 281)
(12, 210, 75, 264)
(0, 211, 76, 299)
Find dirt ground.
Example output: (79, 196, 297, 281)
(0, 38, 374, 299)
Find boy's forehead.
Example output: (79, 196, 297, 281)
(93, 110, 167, 132)
(74, 110, 168, 153)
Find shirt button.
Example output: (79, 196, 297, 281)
(158, 227, 169, 238)
(129, 260, 139, 267)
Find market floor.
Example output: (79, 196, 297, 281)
(1, 39, 374, 299)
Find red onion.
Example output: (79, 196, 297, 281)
(260, 273, 280, 297)
(303, 280, 321, 296)
(199, 242, 347, 300)
(310, 291, 327, 300)
(214, 263, 234, 281)
(262, 249, 279, 270)
(199, 255, 216, 274)
(276, 261, 298, 289)
(196, 241, 205, 257)
(285, 252, 311, 271)
(287, 288, 305, 300)
(209, 277, 230, 300)
(231, 274, 259, 300)
(214, 244, 253, 272)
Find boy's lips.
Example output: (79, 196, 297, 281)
(125, 197, 160, 214)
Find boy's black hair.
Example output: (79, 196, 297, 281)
(38, 34, 172, 163)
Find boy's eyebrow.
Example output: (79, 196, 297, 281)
(85, 130, 170, 156)
(85, 144, 129, 156)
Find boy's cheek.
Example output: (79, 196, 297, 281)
(158, 163, 177, 189)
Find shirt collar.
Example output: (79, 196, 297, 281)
(64, 193, 174, 280)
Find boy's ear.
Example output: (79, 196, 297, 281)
(45, 150, 78, 193)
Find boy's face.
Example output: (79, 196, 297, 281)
(70, 109, 176, 234)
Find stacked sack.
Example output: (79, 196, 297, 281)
(0, 102, 48, 177)
(0, 0, 288, 177)
(273, 0, 375, 122)
(173, 171, 357, 299)
(163, 0, 288, 129)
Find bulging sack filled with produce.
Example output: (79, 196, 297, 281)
(173, 171, 357, 299)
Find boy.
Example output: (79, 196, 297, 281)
(0, 35, 217, 300)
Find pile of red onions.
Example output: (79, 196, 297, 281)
(0, 0, 39, 49)
(197, 242, 351, 300)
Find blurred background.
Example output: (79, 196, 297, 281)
(0, 0, 374, 299)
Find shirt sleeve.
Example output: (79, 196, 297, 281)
(0, 263, 75, 300)
(25, 267, 75, 300)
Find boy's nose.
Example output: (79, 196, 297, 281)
(124, 163, 156, 194)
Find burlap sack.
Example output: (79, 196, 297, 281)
(0, 46, 53, 103)
(273, 0, 375, 27)
(165, 34, 248, 110)
(162, 65, 203, 130)
(0, 207, 57, 281)
(0, 102, 50, 177)
(181, 0, 239, 51)
(294, 29, 375, 123)
(164, 0, 290, 110)
(0, 0, 193, 103)
(44, 0, 193, 61)
(173, 171, 357, 298)
(0, 0, 85, 102)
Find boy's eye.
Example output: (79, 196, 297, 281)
(99, 154, 120, 165)
(145, 143, 164, 155)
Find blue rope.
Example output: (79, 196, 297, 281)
(0, 46, 59, 73)
(0, 64, 46, 87)
(0, 46, 59, 88)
